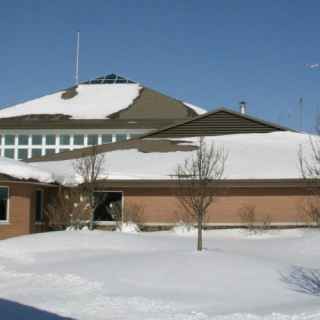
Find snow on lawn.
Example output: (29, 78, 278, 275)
(1, 229, 320, 319)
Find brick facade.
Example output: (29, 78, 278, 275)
(121, 186, 310, 226)
(0, 182, 51, 240)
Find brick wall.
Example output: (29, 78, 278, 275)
(121, 187, 310, 225)
(0, 183, 51, 240)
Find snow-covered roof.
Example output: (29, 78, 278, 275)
(0, 74, 206, 120)
(0, 83, 142, 120)
(31, 131, 313, 185)
(182, 101, 207, 115)
(0, 157, 55, 183)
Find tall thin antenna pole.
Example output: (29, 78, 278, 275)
(299, 97, 303, 131)
(75, 31, 80, 85)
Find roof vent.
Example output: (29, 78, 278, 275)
(239, 101, 247, 114)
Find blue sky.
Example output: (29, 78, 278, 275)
(0, 0, 319, 132)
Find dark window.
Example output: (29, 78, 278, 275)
(0, 188, 8, 221)
(31, 149, 42, 158)
(4, 149, 14, 159)
(46, 135, 56, 146)
(35, 190, 44, 222)
(74, 135, 84, 145)
(18, 149, 28, 160)
(87, 134, 98, 145)
(32, 135, 42, 145)
(93, 191, 122, 221)
(5, 135, 15, 145)
(60, 135, 70, 145)
(101, 134, 112, 144)
(18, 135, 29, 145)
(116, 134, 127, 142)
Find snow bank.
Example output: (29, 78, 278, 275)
(117, 222, 140, 233)
(0, 230, 320, 319)
(172, 221, 197, 236)
(0, 84, 142, 120)
(0, 157, 54, 183)
(33, 131, 313, 185)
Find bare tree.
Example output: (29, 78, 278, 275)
(299, 136, 320, 226)
(174, 137, 227, 251)
(45, 187, 90, 230)
(73, 146, 106, 230)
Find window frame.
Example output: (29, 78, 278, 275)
(93, 190, 124, 224)
(0, 186, 9, 223)
(35, 189, 44, 223)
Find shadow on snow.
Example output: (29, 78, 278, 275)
(280, 265, 320, 296)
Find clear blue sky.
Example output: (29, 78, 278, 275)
(0, 0, 319, 132)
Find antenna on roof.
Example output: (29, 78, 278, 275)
(299, 97, 303, 131)
(75, 31, 80, 85)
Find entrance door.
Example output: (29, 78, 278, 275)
(93, 191, 122, 222)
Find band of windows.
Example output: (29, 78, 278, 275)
(0, 133, 135, 160)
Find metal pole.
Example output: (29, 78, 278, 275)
(75, 31, 80, 85)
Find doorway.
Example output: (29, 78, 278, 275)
(93, 191, 123, 222)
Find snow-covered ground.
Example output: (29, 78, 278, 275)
(1, 229, 320, 319)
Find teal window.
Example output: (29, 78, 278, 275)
(45, 135, 56, 146)
(31, 149, 42, 158)
(4, 149, 14, 159)
(18, 135, 28, 145)
(116, 134, 127, 142)
(45, 149, 55, 155)
(5, 135, 15, 146)
(87, 134, 98, 145)
(32, 135, 42, 145)
(18, 149, 28, 160)
(0, 187, 8, 221)
(74, 135, 84, 145)
(102, 134, 112, 144)
(60, 135, 70, 145)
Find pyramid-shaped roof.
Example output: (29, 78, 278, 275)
(0, 74, 206, 124)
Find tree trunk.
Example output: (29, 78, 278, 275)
(197, 213, 203, 251)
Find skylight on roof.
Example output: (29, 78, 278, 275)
(82, 74, 135, 85)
